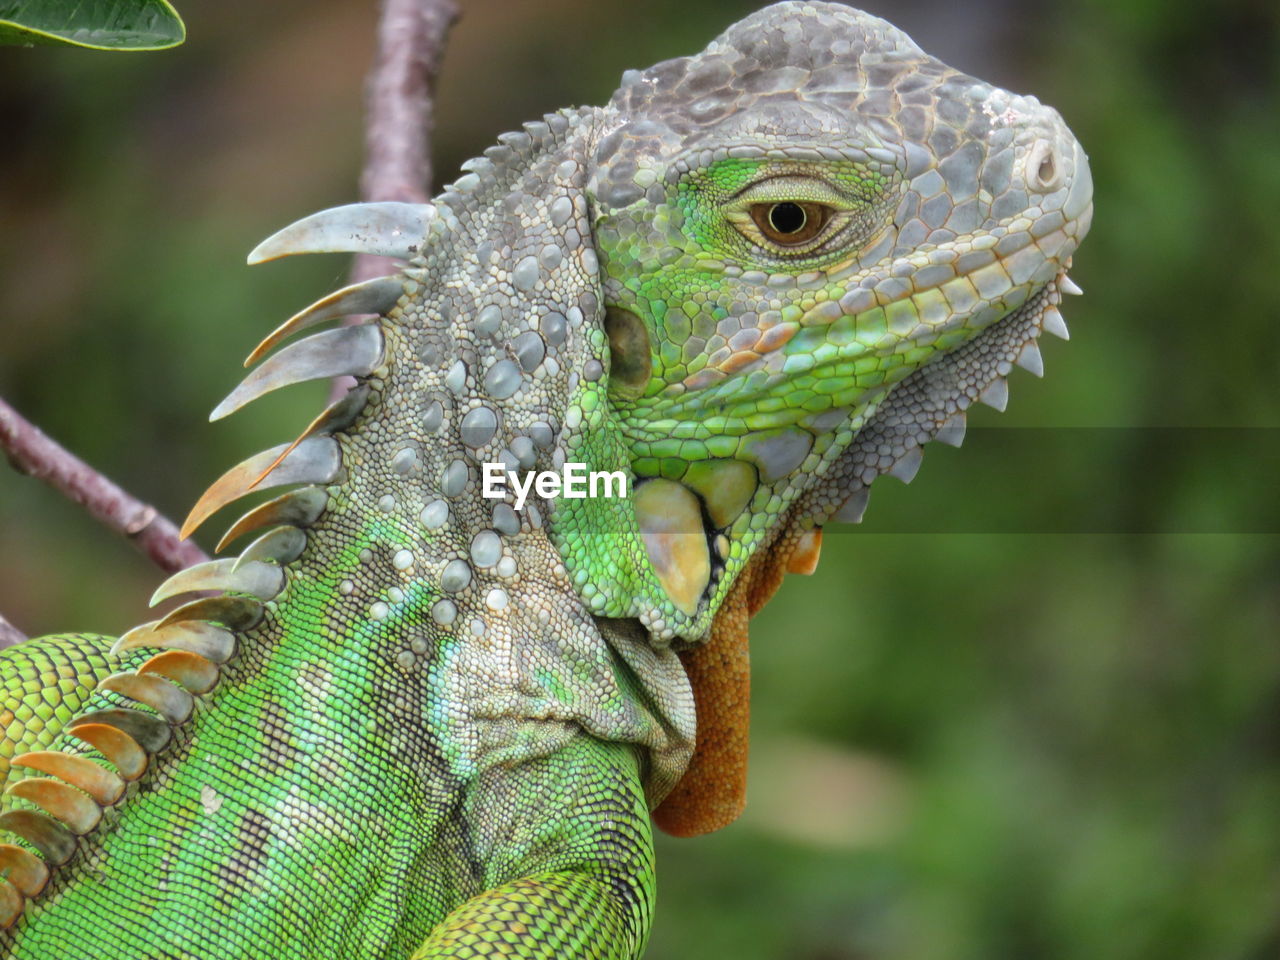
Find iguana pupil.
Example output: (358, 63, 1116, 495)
(767, 201, 804, 233)
(753, 199, 827, 244)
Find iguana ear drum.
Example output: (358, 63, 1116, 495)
(604, 306, 652, 400)
(633, 479, 711, 618)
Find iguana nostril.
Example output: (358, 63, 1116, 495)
(1027, 140, 1064, 192)
(1039, 154, 1056, 184)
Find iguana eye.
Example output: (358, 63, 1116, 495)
(749, 201, 830, 245)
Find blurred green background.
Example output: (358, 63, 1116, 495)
(1, 0, 1277, 957)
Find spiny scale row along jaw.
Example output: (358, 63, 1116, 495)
(581, 0, 1091, 625)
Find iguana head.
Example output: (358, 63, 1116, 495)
(577, 2, 1091, 635)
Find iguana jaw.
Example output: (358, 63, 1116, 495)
(786, 138, 1092, 528)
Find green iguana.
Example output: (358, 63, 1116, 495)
(0, 3, 1092, 956)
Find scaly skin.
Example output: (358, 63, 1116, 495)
(0, 4, 1092, 957)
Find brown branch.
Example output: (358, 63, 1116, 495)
(360, 0, 455, 209)
(332, 0, 458, 401)
(0, 398, 210, 580)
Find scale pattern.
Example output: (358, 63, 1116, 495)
(0, 636, 115, 782)
(0, 4, 1091, 957)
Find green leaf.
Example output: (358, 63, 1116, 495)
(0, 0, 185, 51)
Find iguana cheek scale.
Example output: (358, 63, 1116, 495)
(0, 4, 1092, 957)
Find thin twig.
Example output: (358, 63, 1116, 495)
(360, 0, 455, 209)
(332, 0, 458, 401)
(0, 398, 210, 577)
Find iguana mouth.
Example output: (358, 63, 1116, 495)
(654, 254, 1091, 836)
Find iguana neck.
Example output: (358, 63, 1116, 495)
(240, 107, 694, 794)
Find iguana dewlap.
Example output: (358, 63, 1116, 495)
(0, 4, 1091, 957)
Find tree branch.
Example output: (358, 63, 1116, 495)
(0, 398, 210, 575)
(333, 0, 458, 401)
(360, 0, 455, 210)
(0, 398, 208, 646)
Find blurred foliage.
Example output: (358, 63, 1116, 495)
(0, 0, 1277, 957)
(0, 0, 184, 51)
